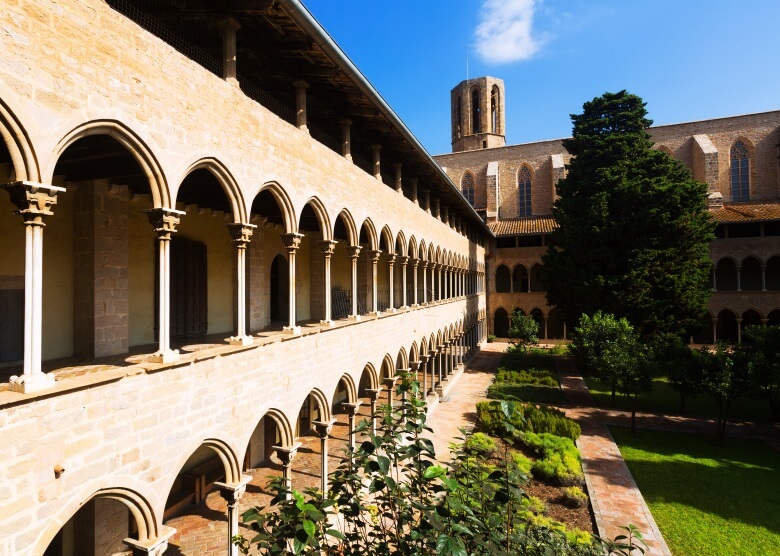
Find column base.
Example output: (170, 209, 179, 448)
(8, 372, 56, 394)
(400, 305, 409, 311)
(369, 311, 381, 317)
(148, 349, 180, 364)
(348, 314, 361, 321)
(386, 307, 397, 313)
(229, 335, 254, 346)
(319, 319, 336, 327)
(283, 325, 301, 335)
(435, 385, 444, 397)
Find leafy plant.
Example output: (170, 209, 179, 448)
(508, 309, 540, 353)
(562, 486, 589, 508)
(464, 431, 497, 456)
(515, 431, 584, 486)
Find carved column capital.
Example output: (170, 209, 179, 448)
(365, 387, 383, 402)
(144, 207, 185, 239)
(342, 401, 362, 416)
(273, 444, 300, 466)
(313, 419, 336, 438)
(2, 181, 65, 226)
(318, 239, 337, 256)
(281, 232, 304, 252)
(386, 253, 397, 265)
(347, 245, 362, 260)
(227, 222, 256, 246)
(398, 255, 409, 266)
(369, 249, 382, 263)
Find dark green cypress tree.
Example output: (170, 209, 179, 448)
(542, 91, 714, 339)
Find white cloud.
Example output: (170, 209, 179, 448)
(474, 0, 544, 64)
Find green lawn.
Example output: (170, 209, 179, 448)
(488, 352, 566, 404)
(611, 427, 780, 556)
(583, 373, 773, 422)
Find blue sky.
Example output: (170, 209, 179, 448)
(304, 0, 780, 155)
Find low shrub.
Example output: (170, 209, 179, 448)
(509, 450, 533, 476)
(500, 352, 557, 372)
(521, 495, 547, 515)
(515, 431, 583, 486)
(562, 486, 589, 508)
(517, 526, 602, 556)
(476, 401, 580, 440)
(496, 367, 559, 386)
(565, 528, 594, 547)
(487, 334, 496, 343)
(487, 383, 566, 405)
(464, 432, 497, 456)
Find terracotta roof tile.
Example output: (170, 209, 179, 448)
(709, 202, 780, 223)
(489, 216, 558, 236)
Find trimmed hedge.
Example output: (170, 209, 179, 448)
(496, 367, 559, 387)
(487, 383, 566, 405)
(476, 401, 581, 441)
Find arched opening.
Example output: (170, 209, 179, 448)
(0, 135, 25, 365)
(298, 202, 327, 323)
(530, 264, 545, 292)
(715, 258, 738, 291)
(331, 212, 354, 320)
(173, 168, 236, 343)
(357, 221, 376, 315)
(378, 228, 393, 311)
(393, 234, 406, 309)
(691, 312, 713, 344)
(741, 309, 762, 329)
(44, 497, 138, 556)
(730, 140, 750, 202)
(471, 87, 481, 134)
(716, 309, 738, 344)
(292, 391, 330, 493)
(270, 255, 289, 323)
(249, 187, 291, 331)
(331, 375, 357, 458)
(530, 307, 544, 336)
(512, 264, 528, 293)
(768, 309, 780, 326)
(495, 265, 511, 293)
(47, 134, 157, 361)
(491, 86, 499, 134)
(766, 256, 780, 290)
(455, 94, 462, 139)
(494, 308, 509, 338)
(547, 308, 565, 340)
(740, 257, 762, 291)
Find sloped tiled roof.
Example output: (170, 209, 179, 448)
(489, 216, 558, 236)
(709, 202, 780, 223)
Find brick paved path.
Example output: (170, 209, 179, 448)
(556, 357, 672, 556)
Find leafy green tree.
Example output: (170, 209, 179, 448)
(692, 343, 752, 444)
(542, 91, 714, 340)
(656, 336, 702, 414)
(740, 324, 780, 421)
(508, 309, 539, 353)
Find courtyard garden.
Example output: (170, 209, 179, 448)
(611, 427, 780, 556)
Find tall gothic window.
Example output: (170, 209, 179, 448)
(730, 141, 750, 201)
(491, 86, 499, 134)
(518, 166, 532, 216)
(455, 95, 462, 138)
(471, 88, 481, 134)
(462, 172, 475, 206)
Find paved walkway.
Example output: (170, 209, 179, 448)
(556, 357, 671, 556)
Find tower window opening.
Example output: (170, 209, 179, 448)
(471, 88, 481, 134)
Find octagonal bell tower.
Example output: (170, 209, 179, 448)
(450, 76, 506, 152)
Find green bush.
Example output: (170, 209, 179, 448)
(476, 401, 580, 440)
(509, 450, 533, 476)
(515, 431, 583, 486)
(464, 432, 497, 456)
(521, 495, 547, 515)
(562, 486, 589, 508)
(496, 368, 559, 386)
(487, 334, 496, 343)
(565, 528, 594, 546)
(487, 383, 566, 405)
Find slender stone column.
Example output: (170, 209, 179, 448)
(410, 177, 418, 205)
(313, 419, 335, 493)
(340, 119, 352, 161)
(428, 349, 439, 392)
(372, 144, 382, 180)
(145, 207, 185, 364)
(412, 259, 419, 306)
(448, 340, 455, 375)
(712, 318, 718, 343)
(419, 354, 430, 396)
(347, 245, 362, 319)
(394, 163, 403, 193)
(437, 264, 443, 301)
(409, 360, 420, 398)
(761, 264, 767, 291)
(543, 316, 549, 340)
(736, 265, 742, 292)
(366, 388, 383, 434)
(281, 233, 303, 334)
(370, 249, 381, 314)
(218, 17, 241, 85)
(318, 240, 337, 326)
(737, 318, 743, 343)
(399, 256, 409, 309)
(293, 80, 309, 131)
(387, 253, 396, 311)
(383, 376, 399, 407)
(422, 262, 429, 304)
(228, 223, 256, 345)
(342, 402, 362, 451)
(2, 182, 64, 393)
(215, 476, 251, 556)
(273, 445, 300, 500)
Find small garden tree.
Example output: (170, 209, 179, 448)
(741, 324, 780, 421)
(508, 309, 539, 353)
(693, 343, 753, 444)
(656, 336, 702, 414)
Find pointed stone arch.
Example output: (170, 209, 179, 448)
(51, 119, 170, 208)
(359, 218, 378, 250)
(334, 208, 358, 245)
(335, 373, 358, 404)
(178, 157, 247, 223)
(253, 181, 296, 233)
(395, 230, 407, 256)
(0, 95, 40, 182)
(307, 387, 333, 423)
(300, 196, 333, 241)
